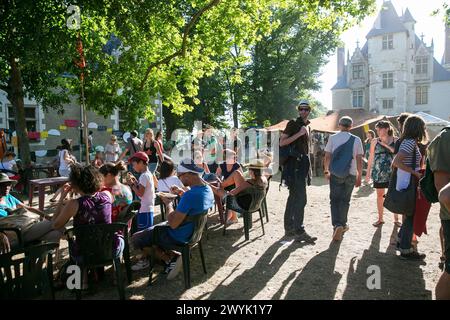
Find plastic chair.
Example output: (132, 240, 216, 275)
(115, 201, 140, 283)
(148, 211, 209, 289)
(261, 175, 272, 223)
(223, 186, 266, 241)
(0, 242, 58, 300)
(65, 223, 128, 300)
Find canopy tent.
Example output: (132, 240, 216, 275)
(265, 108, 397, 135)
(415, 111, 450, 140)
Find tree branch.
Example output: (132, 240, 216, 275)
(139, 0, 221, 89)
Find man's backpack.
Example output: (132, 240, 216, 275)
(419, 126, 450, 203)
(330, 135, 356, 178)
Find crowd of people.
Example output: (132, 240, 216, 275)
(0, 105, 449, 299)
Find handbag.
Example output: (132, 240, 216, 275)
(383, 144, 417, 216)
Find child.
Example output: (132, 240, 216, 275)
(126, 151, 155, 231)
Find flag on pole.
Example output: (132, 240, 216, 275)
(75, 33, 86, 80)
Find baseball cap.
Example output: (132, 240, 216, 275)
(128, 151, 149, 163)
(298, 100, 310, 106)
(177, 158, 204, 175)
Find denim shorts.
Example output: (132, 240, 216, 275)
(132, 223, 180, 250)
(443, 220, 450, 274)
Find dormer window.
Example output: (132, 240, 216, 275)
(382, 34, 394, 50)
(352, 64, 364, 80)
(416, 57, 428, 74)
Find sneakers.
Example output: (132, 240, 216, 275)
(399, 251, 426, 261)
(332, 226, 344, 241)
(166, 255, 183, 280)
(296, 231, 317, 243)
(131, 259, 149, 271)
(342, 225, 350, 233)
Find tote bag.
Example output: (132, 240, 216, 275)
(383, 145, 417, 216)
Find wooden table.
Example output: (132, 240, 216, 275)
(28, 177, 69, 211)
(31, 164, 57, 178)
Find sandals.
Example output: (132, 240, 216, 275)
(372, 220, 385, 227)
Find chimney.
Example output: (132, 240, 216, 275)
(444, 23, 450, 71)
(337, 47, 345, 79)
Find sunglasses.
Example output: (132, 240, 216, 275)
(298, 108, 310, 112)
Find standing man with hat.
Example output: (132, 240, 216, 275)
(324, 116, 363, 241)
(280, 100, 317, 243)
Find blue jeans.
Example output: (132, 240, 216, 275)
(148, 162, 158, 174)
(330, 174, 356, 228)
(398, 215, 414, 254)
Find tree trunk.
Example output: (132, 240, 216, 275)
(9, 57, 31, 166)
(232, 101, 238, 128)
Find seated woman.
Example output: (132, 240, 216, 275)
(209, 159, 267, 216)
(99, 161, 133, 222)
(52, 164, 122, 255)
(157, 157, 185, 193)
(216, 149, 242, 184)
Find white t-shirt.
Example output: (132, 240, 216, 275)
(0, 160, 17, 177)
(104, 143, 121, 162)
(59, 150, 71, 170)
(138, 170, 155, 213)
(157, 176, 184, 192)
(324, 131, 364, 176)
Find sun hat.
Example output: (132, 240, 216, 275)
(244, 159, 267, 170)
(0, 172, 17, 185)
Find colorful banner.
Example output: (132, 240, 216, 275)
(64, 119, 80, 127)
(363, 124, 370, 132)
(28, 132, 41, 140)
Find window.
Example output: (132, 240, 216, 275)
(352, 90, 364, 108)
(415, 86, 428, 105)
(352, 64, 364, 80)
(7, 105, 38, 134)
(382, 34, 394, 50)
(382, 72, 393, 89)
(416, 57, 428, 74)
(382, 99, 394, 109)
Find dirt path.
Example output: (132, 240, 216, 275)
(55, 175, 442, 300)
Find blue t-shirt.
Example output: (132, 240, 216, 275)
(0, 194, 22, 217)
(168, 185, 214, 243)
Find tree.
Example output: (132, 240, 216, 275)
(239, 2, 375, 127)
(0, 0, 275, 165)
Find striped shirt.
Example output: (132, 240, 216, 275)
(398, 139, 421, 170)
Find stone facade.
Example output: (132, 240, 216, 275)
(332, 1, 450, 121)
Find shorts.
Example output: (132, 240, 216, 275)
(373, 181, 389, 189)
(137, 212, 154, 231)
(442, 220, 450, 274)
(132, 223, 181, 250)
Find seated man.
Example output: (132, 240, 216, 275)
(131, 159, 214, 280)
(0, 173, 48, 253)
